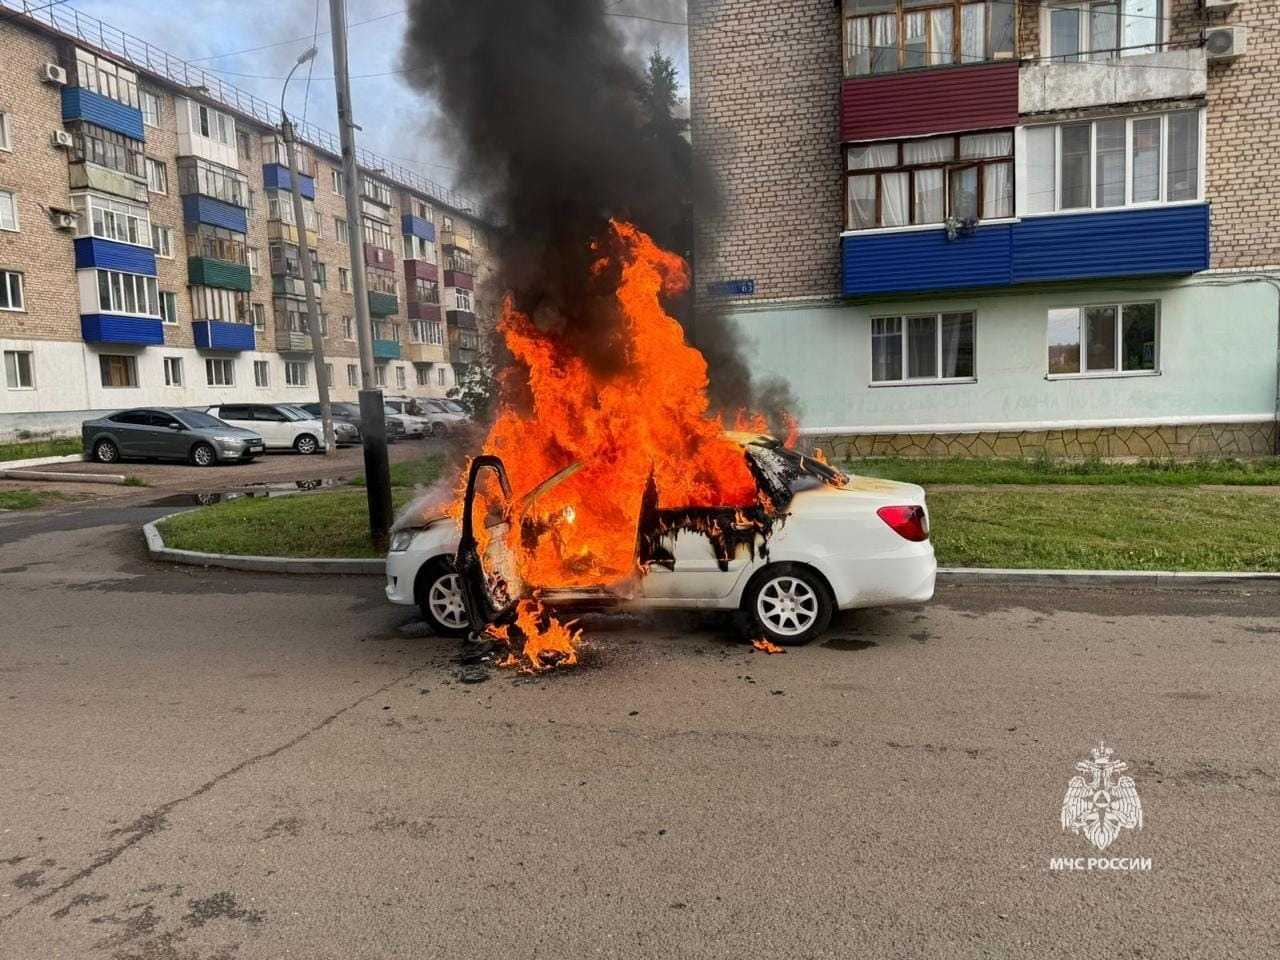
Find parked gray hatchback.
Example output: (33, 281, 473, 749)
(82, 408, 265, 467)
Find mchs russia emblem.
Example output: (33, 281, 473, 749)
(1061, 742, 1143, 851)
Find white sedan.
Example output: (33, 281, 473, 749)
(385, 438, 935, 646)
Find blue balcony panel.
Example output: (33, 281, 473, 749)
(61, 87, 145, 141)
(73, 237, 156, 276)
(372, 339, 401, 360)
(81, 313, 164, 346)
(182, 195, 249, 234)
(401, 214, 436, 242)
(842, 204, 1210, 297)
(193, 320, 256, 351)
(262, 163, 316, 200)
(1011, 204, 1210, 284)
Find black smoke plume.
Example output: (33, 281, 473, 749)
(399, 0, 794, 427)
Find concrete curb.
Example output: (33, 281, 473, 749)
(0, 453, 86, 470)
(143, 513, 383, 575)
(938, 567, 1280, 590)
(3, 468, 126, 485)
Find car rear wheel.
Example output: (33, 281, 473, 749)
(417, 560, 470, 637)
(743, 563, 833, 646)
(294, 434, 319, 455)
(190, 442, 217, 467)
(93, 438, 119, 464)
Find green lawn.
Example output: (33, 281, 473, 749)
(846, 456, 1280, 487)
(0, 489, 72, 510)
(158, 489, 413, 559)
(0, 437, 81, 463)
(353, 454, 445, 489)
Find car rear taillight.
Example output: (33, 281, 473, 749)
(877, 505, 929, 542)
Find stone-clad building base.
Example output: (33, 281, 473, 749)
(801, 421, 1278, 461)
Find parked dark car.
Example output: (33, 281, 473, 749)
(299, 401, 406, 442)
(82, 408, 264, 467)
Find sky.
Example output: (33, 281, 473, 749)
(66, 0, 690, 198)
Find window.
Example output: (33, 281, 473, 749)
(190, 285, 247, 322)
(395, 366, 406, 389)
(159, 290, 177, 324)
(428, 320, 444, 345)
(189, 101, 235, 147)
(437, 366, 446, 387)
(413, 200, 432, 221)
(0, 270, 23, 310)
(361, 177, 392, 206)
(145, 157, 168, 195)
(374, 364, 387, 387)
(404, 234, 434, 261)
(347, 363, 359, 387)
(74, 192, 150, 245)
(266, 191, 318, 230)
(73, 49, 140, 108)
(189, 225, 248, 266)
(339, 267, 350, 292)
(0, 190, 19, 231)
(871, 312, 975, 382)
(0, 110, 12, 151)
(1047, 301, 1157, 376)
(362, 215, 394, 250)
(140, 90, 161, 128)
(334, 216, 348, 244)
(445, 250, 474, 275)
(163, 356, 183, 386)
(331, 168, 345, 196)
(99, 354, 138, 387)
(254, 360, 270, 388)
(413, 278, 441, 304)
(248, 248, 260, 275)
(1023, 111, 1200, 214)
(325, 363, 334, 387)
(69, 123, 144, 178)
(1046, 0, 1160, 62)
(844, 0, 1014, 76)
(4, 350, 33, 388)
(177, 157, 249, 207)
(237, 129, 252, 161)
(285, 361, 308, 387)
(151, 224, 174, 258)
(453, 287, 474, 312)
(205, 358, 235, 387)
(97, 270, 160, 316)
(252, 303, 266, 331)
(343, 316, 354, 340)
(846, 132, 1012, 230)
(367, 267, 397, 297)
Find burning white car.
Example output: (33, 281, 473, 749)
(385, 436, 935, 646)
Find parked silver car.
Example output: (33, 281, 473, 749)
(82, 408, 264, 467)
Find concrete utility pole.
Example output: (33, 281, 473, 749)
(329, 0, 393, 548)
(280, 48, 335, 455)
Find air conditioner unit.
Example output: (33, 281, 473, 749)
(41, 63, 67, 85)
(50, 129, 74, 149)
(51, 211, 77, 231)
(1206, 25, 1247, 58)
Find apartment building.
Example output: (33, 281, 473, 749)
(0, 4, 490, 439)
(689, 0, 1278, 458)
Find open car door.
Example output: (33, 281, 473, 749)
(455, 455, 525, 634)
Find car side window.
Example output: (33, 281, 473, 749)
(112, 410, 153, 425)
(147, 412, 182, 429)
(221, 406, 250, 420)
(255, 406, 287, 422)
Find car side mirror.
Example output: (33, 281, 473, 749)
(169, 423, 186, 431)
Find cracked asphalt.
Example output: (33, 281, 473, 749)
(1, 498, 1278, 958)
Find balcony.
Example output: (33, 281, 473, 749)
(187, 257, 251, 292)
(74, 238, 156, 276)
(841, 61, 1018, 143)
(404, 340, 447, 364)
(841, 204, 1209, 296)
(61, 87, 145, 140)
(69, 164, 148, 203)
(446, 309, 477, 330)
(408, 301, 442, 322)
(404, 259, 439, 283)
(373, 338, 401, 360)
(278, 330, 313, 353)
(182, 195, 249, 234)
(267, 221, 318, 247)
(80, 314, 164, 346)
(1020, 48, 1206, 116)
(193, 320, 255, 351)
(368, 290, 399, 316)
(364, 243, 396, 271)
(261, 163, 316, 200)
(272, 276, 308, 297)
(442, 269, 474, 291)
(440, 227, 472, 252)
(401, 214, 436, 242)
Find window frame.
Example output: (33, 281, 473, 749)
(96, 269, 161, 317)
(844, 0, 1016, 77)
(99, 354, 139, 388)
(1041, 0, 1162, 62)
(151, 224, 174, 259)
(163, 355, 183, 387)
(159, 290, 178, 325)
(4, 349, 34, 389)
(205, 357, 235, 387)
(869, 311, 978, 385)
(253, 359, 271, 388)
(1045, 300, 1160, 379)
(140, 89, 161, 128)
(145, 157, 168, 195)
(0, 110, 12, 152)
(73, 192, 151, 246)
(0, 269, 24, 311)
(285, 361, 309, 387)
(0, 189, 19, 232)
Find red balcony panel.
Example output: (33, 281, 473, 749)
(408, 301, 442, 322)
(404, 259, 439, 282)
(363, 243, 396, 271)
(443, 269, 474, 291)
(841, 62, 1019, 143)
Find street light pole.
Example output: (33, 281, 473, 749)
(280, 48, 335, 456)
(329, 0, 392, 548)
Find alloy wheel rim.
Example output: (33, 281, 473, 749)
(428, 573, 468, 629)
(298, 437, 316, 453)
(194, 446, 213, 465)
(757, 575, 819, 637)
(97, 442, 116, 462)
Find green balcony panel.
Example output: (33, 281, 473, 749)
(368, 290, 399, 316)
(373, 339, 401, 360)
(187, 257, 252, 292)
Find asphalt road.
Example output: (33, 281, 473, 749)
(1, 501, 1278, 959)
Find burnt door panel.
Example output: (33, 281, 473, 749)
(455, 455, 525, 632)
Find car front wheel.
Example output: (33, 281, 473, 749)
(743, 563, 833, 646)
(294, 434, 319, 455)
(417, 560, 470, 637)
(93, 438, 119, 464)
(190, 442, 217, 467)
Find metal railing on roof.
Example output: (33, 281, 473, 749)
(2, 0, 479, 215)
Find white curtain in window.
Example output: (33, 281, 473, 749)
(982, 162, 1013, 218)
(930, 7, 954, 64)
(1025, 125, 1056, 214)
(849, 175, 877, 229)
(960, 4, 985, 62)
(914, 168, 945, 224)
(848, 143, 897, 170)
(848, 18, 871, 75)
(903, 136, 955, 164)
(1131, 117, 1161, 202)
(904, 12, 927, 68)
(960, 131, 1012, 159)
(881, 172, 909, 227)
(872, 14, 898, 72)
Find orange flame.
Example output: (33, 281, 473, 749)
(488, 599, 582, 673)
(752, 638, 786, 655)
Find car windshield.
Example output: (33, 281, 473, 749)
(384, 406, 400, 416)
(177, 411, 229, 430)
(440, 400, 467, 414)
(277, 406, 311, 421)
(745, 439, 847, 505)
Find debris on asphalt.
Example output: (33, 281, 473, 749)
(455, 666, 490, 684)
(752, 638, 786, 654)
(396, 619, 435, 638)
